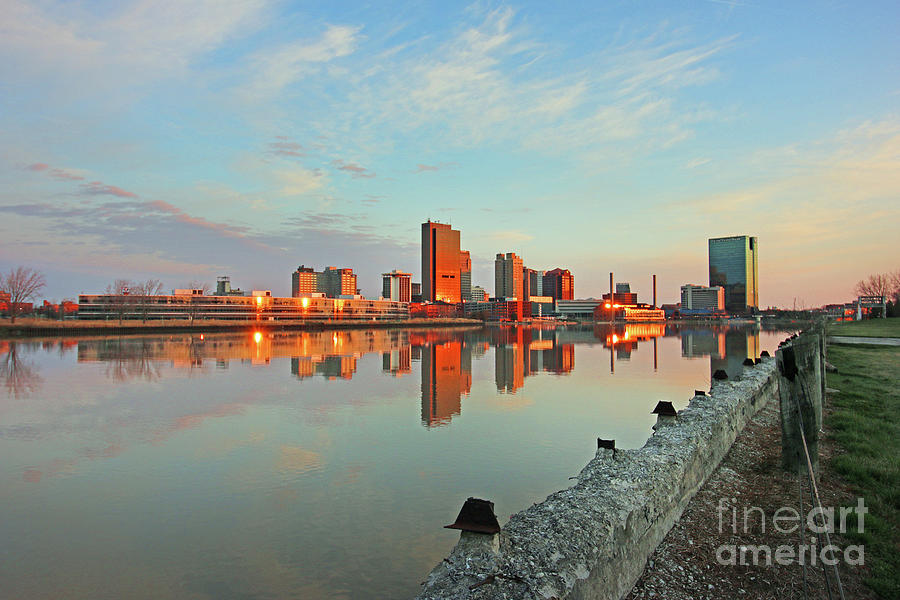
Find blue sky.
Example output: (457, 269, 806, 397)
(1, 0, 898, 307)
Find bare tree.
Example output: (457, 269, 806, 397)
(106, 279, 135, 325)
(0, 266, 46, 323)
(185, 280, 211, 324)
(187, 280, 211, 295)
(855, 273, 890, 298)
(891, 269, 900, 304)
(133, 279, 164, 323)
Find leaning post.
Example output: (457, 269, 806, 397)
(776, 331, 824, 473)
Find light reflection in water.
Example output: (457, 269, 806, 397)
(0, 324, 790, 600)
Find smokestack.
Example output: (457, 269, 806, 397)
(609, 272, 614, 304)
(653, 274, 657, 308)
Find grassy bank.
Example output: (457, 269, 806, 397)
(825, 343, 900, 598)
(827, 318, 900, 338)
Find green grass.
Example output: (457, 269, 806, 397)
(826, 344, 900, 598)
(827, 318, 900, 338)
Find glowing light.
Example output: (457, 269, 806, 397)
(256, 296, 262, 305)
(605, 303, 611, 309)
(623, 331, 629, 340)
(200, 334, 204, 340)
(612, 334, 619, 343)
(301, 297, 309, 308)
(254, 332, 262, 343)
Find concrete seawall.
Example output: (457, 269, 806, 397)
(416, 358, 779, 600)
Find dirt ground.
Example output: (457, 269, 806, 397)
(624, 396, 876, 600)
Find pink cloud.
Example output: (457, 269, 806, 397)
(269, 138, 305, 158)
(25, 163, 49, 171)
(414, 162, 457, 173)
(331, 159, 375, 178)
(80, 181, 138, 198)
(48, 168, 84, 181)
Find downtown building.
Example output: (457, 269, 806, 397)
(680, 284, 726, 315)
(543, 268, 574, 301)
(495, 252, 524, 299)
(382, 270, 412, 302)
(291, 265, 358, 298)
(78, 290, 408, 321)
(459, 250, 472, 302)
(421, 220, 462, 303)
(708, 235, 759, 313)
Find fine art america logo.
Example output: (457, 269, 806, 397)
(715, 497, 866, 566)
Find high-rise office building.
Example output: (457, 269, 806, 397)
(292, 265, 358, 298)
(421, 221, 461, 303)
(495, 253, 524, 299)
(319, 267, 358, 297)
(382, 270, 412, 302)
(708, 235, 758, 313)
(528, 269, 544, 298)
(543, 268, 574, 301)
(292, 266, 319, 297)
(460, 250, 472, 302)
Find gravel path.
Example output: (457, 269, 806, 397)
(624, 397, 876, 600)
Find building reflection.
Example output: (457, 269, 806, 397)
(76, 330, 411, 382)
(52, 324, 767, 429)
(420, 334, 472, 427)
(678, 326, 762, 381)
(593, 323, 667, 374)
(382, 346, 411, 377)
(710, 328, 761, 381)
(292, 355, 359, 380)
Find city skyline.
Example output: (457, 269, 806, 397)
(1, 1, 898, 307)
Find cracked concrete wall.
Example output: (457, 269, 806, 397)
(416, 358, 778, 600)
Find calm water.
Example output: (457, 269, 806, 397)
(0, 324, 793, 599)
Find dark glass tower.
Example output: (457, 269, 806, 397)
(708, 235, 759, 313)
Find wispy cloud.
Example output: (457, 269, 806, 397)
(79, 181, 138, 198)
(1, 0, 270, 94)
(25, 162, 85, 181)
(331, 159, 375, 179)
(326, 7, 735, 163)
(275, 167, 326, 195)
(414, 162, 457, 173)
(268, 137, 305, 158)
(243, 25, 361, 98)
(25, 161, 129, 193)
(687, 158, 712, 169)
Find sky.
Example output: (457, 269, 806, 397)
(1, 0, 898, 308)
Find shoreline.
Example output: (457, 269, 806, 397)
(0, 316, 810, 339)
(0, 318, 484, 338)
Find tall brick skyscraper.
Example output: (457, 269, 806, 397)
(421, 220, 461, 303)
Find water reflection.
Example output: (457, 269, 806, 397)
(2, 324, 773, 418)
(0, 340, 43, 398)
(0, 324, 793, 600)
(677, 325, 765, 381)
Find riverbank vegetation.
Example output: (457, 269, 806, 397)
(826, 343, 900, 598)
(827, 318, 900, 338)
